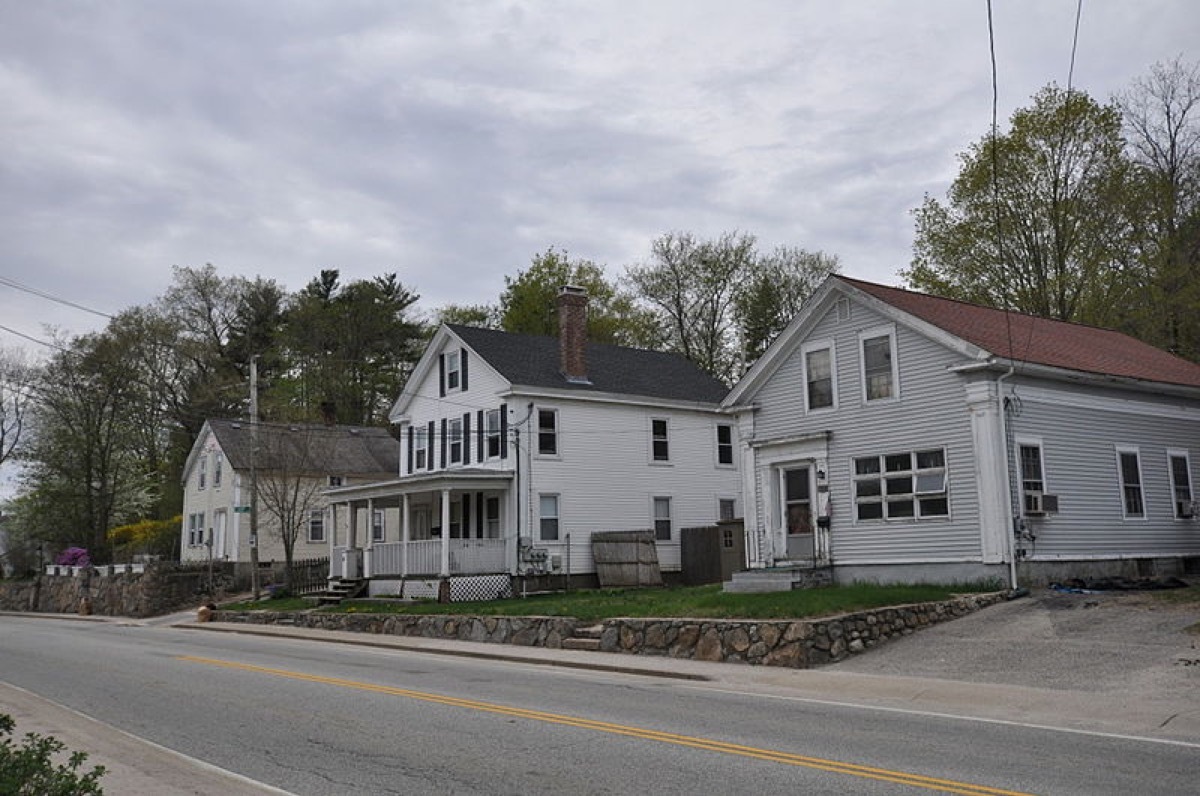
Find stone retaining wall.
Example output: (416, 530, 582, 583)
(0, 563, 234, 618)
(214, 592, 1007, 668)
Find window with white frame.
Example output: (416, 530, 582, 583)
(328, 475, 344, 487)
(486, 409, 502, 458)
(448, 418, 463, 464)
(198, 455, 207, 490)
(372, 509, 385, 542)
(188, 512, 206, 546)
(1169, 450, 1194, 519)
(651, 418, 669, 462)
(213, 452, 223, 488)
(485, 496, 501, 538)
(1018, 441, 1046, 514)
(718, 497, 737, 522)
(414, 426, 429, 470)
(853, 449, 948, 520)
(804, 343, 835, 411)
(446, 350, 461, 390)
(860, 327, 897, 401)
(539, 494, 559, 541)
(716, 424, 734, 466)
(1116, 448, 1145, 518)
(308, 509, 326, 542)
(653, 497, 672, 540)
(537, 409, 558, 456)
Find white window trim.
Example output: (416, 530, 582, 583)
(539, 493, 560, 541)
(448, 418, 464, 465)
(413, 426, 429, 470)
(213, 452, 223, 488)
(851, 448, 950, 523)
(715, 423, 735, 468)
(486, 409, 502, 460)
(650, 417, 671, 464)
(1115, 445, 1147, 521)
(801, 338, 838, 413)
(372, 508, 386, 542)
(1015, 435, 1047, 516)
(445, 350, 461, 392)
(536, 408, 560, 459)
(198, 455, 207, 490)
(1167, 448, 1195, 520)
(857, 323, 899, 404)
(308, 508, 327, 542)
(717, 496, 738, 523)
(652, 496, 672, 541)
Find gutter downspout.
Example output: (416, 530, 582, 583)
(996, 365, 1018, 590)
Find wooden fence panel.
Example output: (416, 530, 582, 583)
(591, 530, 663, 588)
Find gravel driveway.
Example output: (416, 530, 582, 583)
(835, 587, 1200, 701)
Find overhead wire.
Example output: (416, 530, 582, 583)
(0, 275, 114, 319)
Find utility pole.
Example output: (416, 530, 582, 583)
(249, 355, 261, 600)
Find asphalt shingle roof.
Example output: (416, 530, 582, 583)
(447, 324, 730, 403)
(207, 419, 399, 476)
(841, 276, 1200, 389)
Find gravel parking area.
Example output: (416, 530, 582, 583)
(835, 586, 1200, 700)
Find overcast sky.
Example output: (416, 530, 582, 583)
(1, 0, 1196, 353)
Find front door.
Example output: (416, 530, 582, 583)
(782, 467, 814, 561)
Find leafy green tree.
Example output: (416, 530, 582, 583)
(498, 248, 658, 347)
(281, 270, 424, 425)
(736, 247, 840, 362)
(1116, 58, 1200, 360)
(435, 303, 500, 329)
(626, 231, 758, 382)
(905, 85, 1136, 326)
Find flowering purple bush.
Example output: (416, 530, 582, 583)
(54, 547, 91, 568)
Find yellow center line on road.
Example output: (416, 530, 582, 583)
(177, 655, 1035, 796)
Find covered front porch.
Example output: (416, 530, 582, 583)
(326, 470, 516, 580)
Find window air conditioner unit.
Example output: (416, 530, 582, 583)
(1025, 492, 1059, 516)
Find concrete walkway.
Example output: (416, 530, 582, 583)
(4, 589, 1198, 793)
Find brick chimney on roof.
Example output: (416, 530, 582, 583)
(557, 285, 590, 384)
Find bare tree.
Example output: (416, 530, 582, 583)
(0, 348, 35, 468)
(254, 425, 325, 590)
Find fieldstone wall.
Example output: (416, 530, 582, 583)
(214, 592, 1007, 668)
(215, 610, 580, 648)
(0, 563, 234, 618)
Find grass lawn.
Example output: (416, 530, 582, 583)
(222, 582, 1000, 622)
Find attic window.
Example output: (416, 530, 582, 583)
(860, 326, 898, 402)
(836, 297, 850, 322)
(446, 351, 461, 390)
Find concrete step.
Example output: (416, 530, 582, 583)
(574, 624, 605, 639)
(561, 637, 602, 651)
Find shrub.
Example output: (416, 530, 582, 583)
(0, 713, 107, 795)
(54, 548, 91, 568)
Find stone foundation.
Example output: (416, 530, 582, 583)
(214, 591, 1007, 668)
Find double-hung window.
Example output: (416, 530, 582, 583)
(213, 452, 223, 488)
(1168, 450, 1194, 519)
(653, 497, 672, 540)
(537, 409, 558, 456)
(486, 409, 502, 459)
(445, 351, 461, 391)
(860, 326, 898, 402)
(804, 342, 835, 411)
(414, 427, 428, 470)
(539, 494, 559, 541)
(198, 456, 207, 490)
(1116, 447, 1145, 519)
(372, 509, 385, 542)
(651, 418, 669, 462)
(1018, 441, 1046, 514)
(716, 424, 734, 466)
(308, 509, 326, 543)
(188, 512, 205, 546)
(449, 418, 463, 464)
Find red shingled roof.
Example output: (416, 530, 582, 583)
(839, 276, 1200, 389)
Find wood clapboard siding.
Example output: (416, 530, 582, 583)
(750, 300, 984, 564)
(522, 397, 739, 574)
(1010, 380, 1200, 558)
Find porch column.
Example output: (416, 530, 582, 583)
(328, 502, 338, 579)
(401, 493, 411, 577)
(348, 503, 358, 550)
(439, 488, 451, 577)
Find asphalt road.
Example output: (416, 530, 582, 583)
(2, 608, 1197, 795)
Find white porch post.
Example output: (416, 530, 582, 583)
(348, 503, 358, 550)
(401, 493, 411, 577)
(328, 502, 338, 579)
(363, 498, 375, 577)
(439, 488, 451, 577)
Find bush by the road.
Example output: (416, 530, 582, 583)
(0, 713, 106, 795)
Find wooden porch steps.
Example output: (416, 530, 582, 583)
(561, 623, 605, 652)
(317, 578, 366, 606)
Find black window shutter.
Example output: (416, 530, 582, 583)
(407, 426, 414, 474)
(500, 404, 508, 459)
(427, 421, 435, 471)
(461, 350, 469, 391)
(476, 491, 484, 538)
(476, 410, 484, 460)
(440, 418, 447, 469)
(462, 492, 471, 537)
(462, 412, 471, 465)
(438, 354, 446, 397)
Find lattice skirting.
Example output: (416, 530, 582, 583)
(401, 575, 513, 603)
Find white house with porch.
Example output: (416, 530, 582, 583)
(326, 287, 740, 599)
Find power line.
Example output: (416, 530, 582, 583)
(1067, 0, 1084, 92)
(0, 275, 114, 319)
(0, 323, 68, 352)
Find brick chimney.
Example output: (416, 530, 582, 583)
(557, 285, 590, 384)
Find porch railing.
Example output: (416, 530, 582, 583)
(369, 539, 505, 577)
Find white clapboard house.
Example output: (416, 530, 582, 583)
(722, 275, 1200, 587)
(180, 419, 398, 566)
(325, 287, 740, 599)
